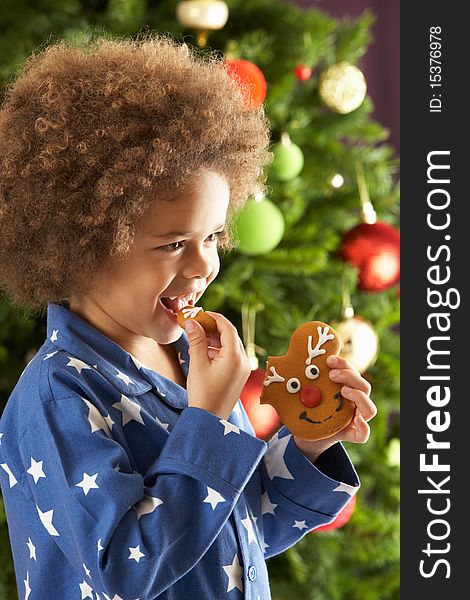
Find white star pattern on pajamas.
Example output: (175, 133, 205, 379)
(112, 395, 145, 426)
(128, 545, 145, 563)
(0, 462, 17, 487)
(261, 491, 278, 515)
(135, 495, 163, 519)
(36, 505, 59, 536)
(76, 472, 99, 495)
(50, 329, 58, 342)
(79, 580, 94, 599)
(83, 397, 113, 437)
(155, 415, 170, 431)
(43, 350, 58, 360)
(104, 413, 115, 432)
(116, 370, 134, 386)
(24, 571, 31, 600)
(333, 482, 359, 496)
(26, 537, 37, 560)
(67, 356, 92, 374)
(83, 563, 91, 577)
(97, 538, 104, 552)
(203, 486, 226, 509)
(241, 510, 258, 544)
(293, 520, 309, 531)
(27, 457, 46, 484)
(0, 432, 3, 444)
(263, 434, 294, 480)
(222, 553, 244, 593)
(219, 419, 240, 436)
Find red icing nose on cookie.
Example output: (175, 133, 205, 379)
(300, 385, 322, 408)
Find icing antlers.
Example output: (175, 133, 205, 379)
(306, 325, 335, 365)
(263, 366, 286, 387)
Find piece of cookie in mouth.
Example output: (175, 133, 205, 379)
(159, 295, 196, 315)
(299, 392, 344, 424)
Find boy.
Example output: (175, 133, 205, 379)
(0, 34, 375, 599)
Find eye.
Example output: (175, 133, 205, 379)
(286, 378, 301, 393)
(206, 229, 226, 245)
(305, 364, 320, 380)
(160, 241, 184, 253)
(157, 229, 225, 253)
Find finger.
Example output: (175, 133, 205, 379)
(341, 413, 370, 444)
(341, 387, 377, 421)
(207, 347, 220, 361)
(206, 330, 221, 349)
(329, 368, 371, 395)
(184, 318, 210, 367)
(327, 355, 359, 373)
(238, 337, 248, 355)
(204, 311, 244, 358)
(352, 413, 370, 443)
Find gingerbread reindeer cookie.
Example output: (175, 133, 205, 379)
(177, 305, 217, 334)
(259, 321, 355, 441)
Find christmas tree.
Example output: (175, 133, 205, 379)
(0, 1, 400, 598)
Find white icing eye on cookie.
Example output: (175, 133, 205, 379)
(305, 364, 320, 380)
(286, 378, 301, 393)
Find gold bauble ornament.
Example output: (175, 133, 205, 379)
(333, 315, 379, 373)
(319, 62, 367, 114)
(176, 0, 229, 46)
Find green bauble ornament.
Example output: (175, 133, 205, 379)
(234, 197, 285, 255)
(269, 132, 304, 181)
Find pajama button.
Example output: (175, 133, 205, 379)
(248, 565, 257, 581)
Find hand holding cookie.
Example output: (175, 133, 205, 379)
(325, 354, 376, 444)
(183, 309, 251, 421)
(292, 354, 376, 462)
(259, 321, 376, 442)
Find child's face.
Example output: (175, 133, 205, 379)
(72, 169, 229, 346)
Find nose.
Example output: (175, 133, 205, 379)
(300, 385, 322, 408)
(181, 247, 217, 281)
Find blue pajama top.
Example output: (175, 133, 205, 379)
(0, 301, 360, 599)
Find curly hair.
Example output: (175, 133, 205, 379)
(0, 32, 271, 313)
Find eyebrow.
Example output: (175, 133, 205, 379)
(151, 223, 226, 239)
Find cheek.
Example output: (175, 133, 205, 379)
(208, 252, 221, 280)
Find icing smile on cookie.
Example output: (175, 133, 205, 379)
(299, 392, 343, 424)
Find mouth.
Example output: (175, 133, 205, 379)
(158, 289, 203, 320)
(299, 392, 343, 424)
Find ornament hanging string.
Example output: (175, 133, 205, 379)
(241, 302, 266, 371)
(342, 270, 355, 320)
(355, 162, 377, 224)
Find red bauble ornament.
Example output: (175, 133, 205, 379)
(225, 59, 267, 109)
(314, 494, 357, 532)
(240, 368, 280, 439)
(339, 221, 400, 292)
(295, 64, 312, 81)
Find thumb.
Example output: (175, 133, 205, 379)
(184, 319, 209, 366)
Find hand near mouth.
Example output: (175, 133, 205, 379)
(184, 311, 251, 421)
